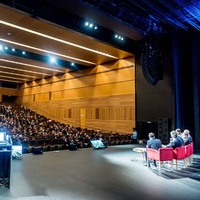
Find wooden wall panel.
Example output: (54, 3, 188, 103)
(18, 58, 136, 133)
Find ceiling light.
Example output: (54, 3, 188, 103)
(115, 34, 124, 41)
(0, 20, 118, 59)
(50, 57, 56, 63)
(84, 21, 98, 31)
(0, 38, 96, 65)
(0, 58, 64, 73)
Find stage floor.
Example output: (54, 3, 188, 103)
(1, 144, 200, 200)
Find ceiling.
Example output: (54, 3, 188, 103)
(0, 0, 199, 85)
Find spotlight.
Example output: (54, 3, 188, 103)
(114, 34, 124, 41)
(71, 63, 75, 66)
(22, 51, 26, 55)
(12, 48, 15, 51)
(84, 21, 98, 30)
(50, 57, 56, 63)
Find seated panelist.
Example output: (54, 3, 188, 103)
(144, 132, 162, 166)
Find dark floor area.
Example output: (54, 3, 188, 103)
(1, 144, 200, 200)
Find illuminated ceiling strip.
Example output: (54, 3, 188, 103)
(0, 38, 96, 65)
(0, 58, 64, 73)
(0, 75, 27, 80)
(0, 70, 39, 78)
(0, 20, 119, 59)
(0, 78, 21, 83)
(0, 65, 50, 76)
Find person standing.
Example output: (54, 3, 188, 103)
(132, 128, 138, 144)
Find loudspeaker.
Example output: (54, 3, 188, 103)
(69, 143, 78, 151)
(32, 147, 43, 154)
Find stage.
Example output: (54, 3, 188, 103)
(0, 144, 200, 200)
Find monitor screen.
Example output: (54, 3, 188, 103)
(12, 145, 22, 158)
(90, 140, 105, 149)
(0, 132, 6, 143)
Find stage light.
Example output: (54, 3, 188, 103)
(84, 21, 98, 30)
(50, 57, 56, 63)
(5, 47, 8, 50)
(12, 48, 15, 51)
(71, 63, 75, 66)
(114, 34, 124, 41)
(0, 45, 2, 50)
(22, 51, 26, 55)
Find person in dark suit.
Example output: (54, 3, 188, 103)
(144, 132, 162, 166)
(175, 128, 185, 146)
(166, 130, 182, 149)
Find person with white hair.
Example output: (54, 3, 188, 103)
(183, 129, 193, 143)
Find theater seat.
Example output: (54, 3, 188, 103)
(147, 147, 173, 172)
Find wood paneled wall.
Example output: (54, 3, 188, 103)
(18, 57, 136, 134)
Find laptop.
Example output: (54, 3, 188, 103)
(90, 140, 105, 149)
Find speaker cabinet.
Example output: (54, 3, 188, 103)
(32, 147, 43, 154)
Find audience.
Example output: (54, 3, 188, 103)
(0, 103, 132, 150)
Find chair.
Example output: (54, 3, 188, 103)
(173, 146, 186, 170)
(51, 139, 59, 150)
(184, 144, 191, 166)
(43, 139, 51, 151)
(190, 142, 194, 163)
(147, 148, 173, 172)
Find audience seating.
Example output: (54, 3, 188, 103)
(147, 148, 173, 172)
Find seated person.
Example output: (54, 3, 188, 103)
(183, 129, 193, 143)
(166, 130, 182, 149)
(175, 128, 184, 146)
(144, 132, 162, 166)
(182, 132, 191, 145)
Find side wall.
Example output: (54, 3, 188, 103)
(17, 57, 135, 134)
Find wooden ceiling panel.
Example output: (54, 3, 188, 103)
(0, 4, 134, 83)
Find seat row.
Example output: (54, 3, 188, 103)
(146, 142, 194, 172)
(21, 139, 68, 153)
